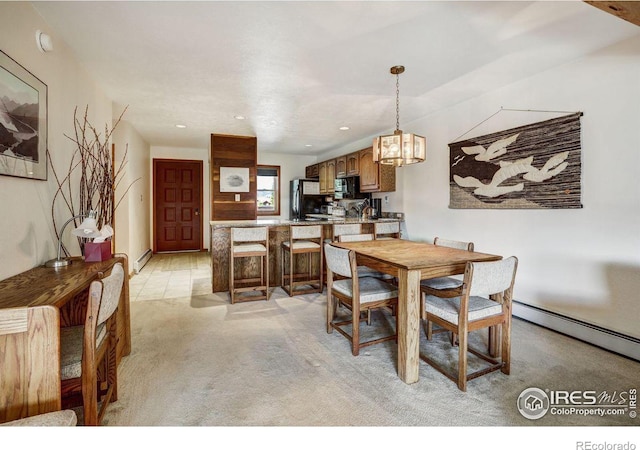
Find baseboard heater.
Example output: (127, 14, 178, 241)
(513, 300, 640, 362)
(133, 249, 152, 274)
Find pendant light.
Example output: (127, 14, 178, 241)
(373, 66, 426, 167)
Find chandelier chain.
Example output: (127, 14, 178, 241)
(395, 73, 400, 132)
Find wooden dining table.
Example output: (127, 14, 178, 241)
(332, 238, 502, 384)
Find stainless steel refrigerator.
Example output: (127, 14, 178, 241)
(290, 179, 325, 220)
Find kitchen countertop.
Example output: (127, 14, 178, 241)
(210, 217, 402, 228)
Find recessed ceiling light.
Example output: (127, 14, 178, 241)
(175, 124, 187, 129)
(234, 115, 246, 120)
(305, 144, 313, 147)
(339, 126, 350, 131)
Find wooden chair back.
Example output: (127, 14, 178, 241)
(0, 305, 61, 424)
(433, 237, 474, 252)
(332, 223, 362, 242)
(374, 221, 400, 239)
(338, 233, 374, 242)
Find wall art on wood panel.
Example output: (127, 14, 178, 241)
(449, 113, 582, 209)
(220, 166, 250, 192)
(0, 50, 47, 180)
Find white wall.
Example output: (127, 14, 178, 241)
(0, 2, 113, 280)
(113, 120, 151, 272)
(328, 36, 640, 339)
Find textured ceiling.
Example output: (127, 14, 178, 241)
(32, 1, 640, 155)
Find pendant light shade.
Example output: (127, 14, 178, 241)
(373, 66, 426, 167)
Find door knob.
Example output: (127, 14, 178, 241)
(195, 208, 200, 216)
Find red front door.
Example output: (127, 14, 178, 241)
(153, 159, 203, 252)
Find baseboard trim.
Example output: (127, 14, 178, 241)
(513, 300, 640, 362)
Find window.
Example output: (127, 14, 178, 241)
(257, 165, 280, 216)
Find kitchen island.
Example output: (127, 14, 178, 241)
(210, 217, 403, 293)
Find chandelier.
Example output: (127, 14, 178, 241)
(373, 66, 426, 167)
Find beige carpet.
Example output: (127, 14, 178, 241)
(99, 286, 639, 428)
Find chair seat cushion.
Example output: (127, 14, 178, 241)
(425, 295, 502, 324)
(0, 410, 78, 427)
(357, 266, 394, 280)
(60, 323, 107, 380)
(283, 241, 321, 250)
(233, 243, 267, 254)
(420, 276, 462, 290)
(333, 277, 398, 304)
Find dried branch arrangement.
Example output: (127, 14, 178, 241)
(48, 105, 139, 256)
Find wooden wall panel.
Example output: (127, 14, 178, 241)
(211, 134, 258, 220)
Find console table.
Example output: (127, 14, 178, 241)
(0, 254, 131, 364)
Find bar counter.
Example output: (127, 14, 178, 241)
(210, 217, 403, 293)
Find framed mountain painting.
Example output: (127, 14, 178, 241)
(0, 50, 48, 180)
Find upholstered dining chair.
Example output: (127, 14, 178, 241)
(0, 410, 77, 426)
(420, 237, 475, 341)
(60, 262, 125, 425)
(325, 243, 398, 356)
(338, 233, 396, 281)
(0, 305, 61, 424)
(373, 221, 400, 240)
(330, 223, 362, 242)
(420, 256, 518, 391)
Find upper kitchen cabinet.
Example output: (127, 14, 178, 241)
(346, 151, 360, 176)
(318, 161, 327, 193)
(305, 163, 319, 179)
(335, 156, 347, 178)
(321, 159, 336, 194)
(359, 147, 396, 193)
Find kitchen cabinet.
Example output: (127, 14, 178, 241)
(318, 161, 327, 193)
(335, 156, 347, 178)
(346, 151, 360, 176)
(319, 159, 336, 194)
(358, 147, 396, 193)
(319, 160, 335, 194)
(305, 164, 319, 179)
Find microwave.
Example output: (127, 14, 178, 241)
(334, 177, 359, 199)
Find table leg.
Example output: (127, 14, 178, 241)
(397, 268, 421, 384)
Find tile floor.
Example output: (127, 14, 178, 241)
(130, 251, 321, 303)
(129, 252, 214, 302)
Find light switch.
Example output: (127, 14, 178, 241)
(235, 194, 240, 201)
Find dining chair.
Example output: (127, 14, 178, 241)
(229, 226, 269, 303)
(0, 410, 77, 426)
(336, 233, 396, 324)
(331, 223, 362, 242)
(420, 256, 518, 391)
(60, 262, 125, 425)
(338, 233, 396, 281)
(420, 237, 475, 342)
(0, 305, 61, 424)
(373, 221, 400, 239)
(325, 243, 398, 356)
(281, 225, 323, 296)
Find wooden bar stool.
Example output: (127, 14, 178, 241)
(281, 225, 323, 296)
(230, 227, 270, 303)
